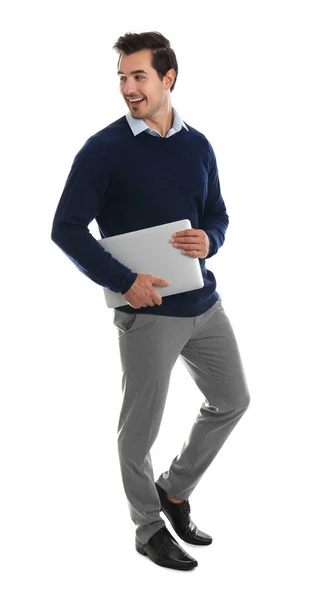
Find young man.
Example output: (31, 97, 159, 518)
(51, 31, 250, 571)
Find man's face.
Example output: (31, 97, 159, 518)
(118, 49, 174, 119)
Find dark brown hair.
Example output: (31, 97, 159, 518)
(112, 31, 178, 92)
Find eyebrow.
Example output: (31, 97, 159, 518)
(117, 69, 148, 75)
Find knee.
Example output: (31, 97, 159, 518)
(232, 389, 250, 412)
(241, 392, 251, 411)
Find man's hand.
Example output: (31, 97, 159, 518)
(170, 228, 210, 258)
(123, 273, 171, 309)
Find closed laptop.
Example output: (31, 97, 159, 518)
(97, 219, 204, 308)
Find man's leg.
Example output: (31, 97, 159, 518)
(113, 309, 194, 544)
(156, 296, 250, 500)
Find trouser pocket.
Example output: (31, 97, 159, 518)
(113, 310, 139, 334)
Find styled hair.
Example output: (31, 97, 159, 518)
(112, 31, 178, 92)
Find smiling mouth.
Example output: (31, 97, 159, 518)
(127, 98, 146, 106)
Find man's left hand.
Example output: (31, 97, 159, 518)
(170, 228, 210, 259)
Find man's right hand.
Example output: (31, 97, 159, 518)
(123, 273, 172, 309)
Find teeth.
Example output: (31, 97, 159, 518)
(129, 98, 144, 102)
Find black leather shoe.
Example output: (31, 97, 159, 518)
(135, 525, 198, 570)
(155, 482, 213, 545)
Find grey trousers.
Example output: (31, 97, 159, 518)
(112, 295, 250, 545)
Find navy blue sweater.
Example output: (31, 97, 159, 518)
(51, 110, 229, 317)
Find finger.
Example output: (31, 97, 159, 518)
(172, 237, 204, 245)
(173, 229, 201, 238)
(175, 242, 205, 250)
(174, 229, 196, 235)
(181, 250, 206, 257)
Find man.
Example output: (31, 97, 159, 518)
(51, 31, 250, 571)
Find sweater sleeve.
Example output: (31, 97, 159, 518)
(202, 140, 229, 259)
(51, 139, 137, 294)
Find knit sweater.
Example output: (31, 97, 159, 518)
(51, 108, 229, 317)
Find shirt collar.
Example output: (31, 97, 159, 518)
(125, 106, 189, 137)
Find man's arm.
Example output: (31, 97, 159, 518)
(202, 140, 229, 258)
(51, 139, 137, 294)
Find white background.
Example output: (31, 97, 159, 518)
(1, 0, 323, 598)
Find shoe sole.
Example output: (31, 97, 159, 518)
(135, 544, 198, 570)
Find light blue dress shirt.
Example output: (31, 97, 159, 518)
(125, 106, 189, 138)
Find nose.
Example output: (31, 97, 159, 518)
(123, 80, 137, 96)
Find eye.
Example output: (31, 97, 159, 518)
(119, 75, 144, 82)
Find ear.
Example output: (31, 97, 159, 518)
(164, 68, 176, 90)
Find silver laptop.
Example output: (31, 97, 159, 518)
(97, 219, 204, 308)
